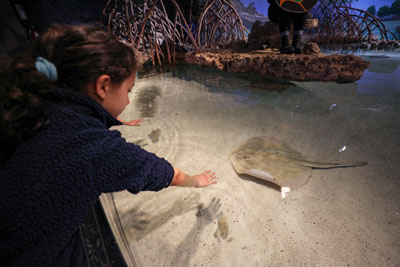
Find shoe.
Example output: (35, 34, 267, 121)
(294, 47, 303, 54)
(280, 34, 295, 54)
(293, 32, 304, 54)
(281, 45, 295, 54)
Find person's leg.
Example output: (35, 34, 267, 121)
(280, 31, 294, 54)
(279, 9, 294, 54)
(292, 11, 308, 54)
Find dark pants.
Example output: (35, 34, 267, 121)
(278, 8, 308, 33)
(268, 0, 308, 33)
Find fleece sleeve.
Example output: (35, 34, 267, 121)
(79, 128, 174, 194)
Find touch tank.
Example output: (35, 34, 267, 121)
(100, 52, 400, 266)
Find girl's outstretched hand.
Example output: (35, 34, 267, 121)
(193, 170, 217, 187)
(118, 118, 145, 126)
(123, 118, 145, 126)
(171, 168, 217, 187)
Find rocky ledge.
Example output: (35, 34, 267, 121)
(183, 48, 370, 83)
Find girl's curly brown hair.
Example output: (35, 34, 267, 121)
(0, 25, 137, 163)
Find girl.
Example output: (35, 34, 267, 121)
(0, 25, 216, 266)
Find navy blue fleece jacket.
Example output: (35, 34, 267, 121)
(0, 87, 174, 266)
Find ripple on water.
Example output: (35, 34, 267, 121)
(130, 76, 186, 161)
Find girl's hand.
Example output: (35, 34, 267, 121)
(118, 118, 145, 126)
(171, 168, 217, 187)
(192, 170, 217, 187)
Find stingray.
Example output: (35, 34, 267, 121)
(229, 136, 367, 198)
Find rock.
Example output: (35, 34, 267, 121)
(183, 50, 370, 83)
(247, 21, 280, 50)
(221, 40, 248, 52)
(369, 40, 400, 51)
(386, 40, 400, 49)
(360, 43, 369, 49)
(377, 41, 387, 50)
(134, 49, 151, 71)
(371, 40, 400, 50)
(246, 20, 318, 52)
(118, 39, 151, 70)
(303, 42, 321, 55)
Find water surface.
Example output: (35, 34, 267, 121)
(110, 53, 400, 266)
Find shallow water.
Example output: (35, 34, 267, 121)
(108, 53, 400, 266)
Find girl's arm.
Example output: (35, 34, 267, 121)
(170, 168, 217, 187)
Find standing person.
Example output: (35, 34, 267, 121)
(0, 24, 217, 267)
(268, 0, 311, 54)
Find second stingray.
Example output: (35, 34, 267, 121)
(229, 136, 367, 198)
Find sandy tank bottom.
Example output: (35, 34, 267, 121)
(103, 58, 400, 266)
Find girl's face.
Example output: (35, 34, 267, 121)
(102, 72, 136, 118)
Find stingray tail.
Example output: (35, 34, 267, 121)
(302, 161, 368, 169)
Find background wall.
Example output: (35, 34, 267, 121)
(0, 0, 28, 54)
(240, 0, 396, 16)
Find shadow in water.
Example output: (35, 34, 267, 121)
(134, 85, 162, 118)
(118, 194, 222, 266)
(120, 191, 201, 241)
(169, 198, 221, 266)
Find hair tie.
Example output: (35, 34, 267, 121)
(35, 56, 58, 82)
